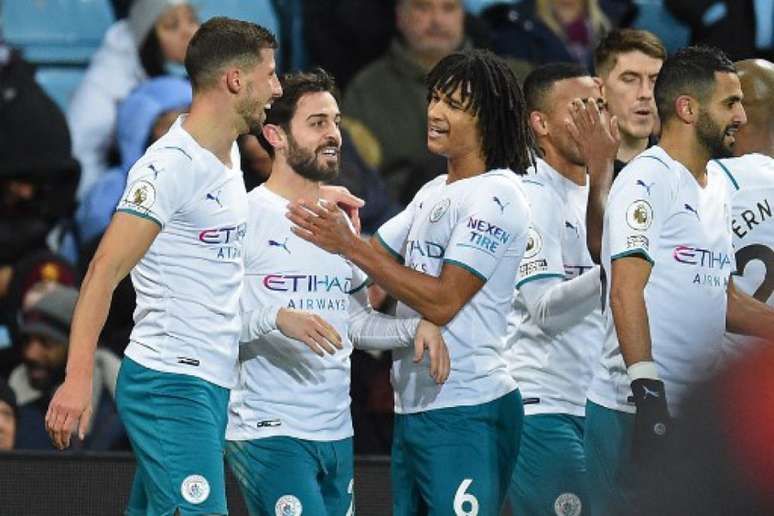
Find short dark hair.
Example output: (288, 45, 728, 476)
(594, 29, 667, 77)
(523, 62, 589, 113)
(654, 46, 737, 123)
(426, 49, 536, 174)
(184, 17, 278, 92)
(257, 68, 340, 157)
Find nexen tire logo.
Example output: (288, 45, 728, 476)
(672, 245, 731, 269)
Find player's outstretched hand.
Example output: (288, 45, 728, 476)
(319, 185, 365, 235)
(565, 97, 620, 172)
(276, 307, 343, 356)
(630, 378, 671, 463)
(413, 319, 450, 384)
(45, 375, 93, 450)
(287, 199, 359, 256)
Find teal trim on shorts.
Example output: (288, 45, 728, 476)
(116, 208, 162, 229)
(374, 232, 403, 262)
(714, 159, 740, 191)
(610, 249, 654, 266)
(443, 258, 487, 282)
(516, 272, 565, 289)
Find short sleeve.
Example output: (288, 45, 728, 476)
(444, 176, 530, 282)
(115, 148, 192, 228)
(515, 180, 566, 288)
(606, 159, 672, 265)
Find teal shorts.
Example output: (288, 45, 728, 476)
(115, 357, 230, 516)
(584, 400, 637, 516)
(391, 390, 523, 516)
(225, 436, 354, 516)
(509, 413, 589, 516)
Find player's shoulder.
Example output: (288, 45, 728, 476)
(712, 153, 774, 191)
(615, 146, 680, 194)
(472, 168, 526, 194)
(130, 128, 197, 179)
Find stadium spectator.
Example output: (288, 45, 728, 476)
(9, 285, 124, 450)
(483, 0, 614, 68)
(665, 0, 774, 63)
(68, 0, 198, 198)
(343, 0, 466, 205)
(0, 377, 17, 450)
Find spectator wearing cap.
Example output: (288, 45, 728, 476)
(0, 378, 16, 450)
(67, 0, 199, 198)
(8, 286, 125, 450)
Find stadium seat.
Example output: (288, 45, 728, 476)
(35, 67, 86, 113)
(196, 0, 280, 38)
(631, 0, 690, 53)
(1, 0, 115, 64)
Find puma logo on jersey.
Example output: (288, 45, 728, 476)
(684, 203, 700, 220)
(148, 163, 162, 179)
(492, 196, 510, 212)
(636, 179, 655, 196)
(642, 386, 660, 399)
(206, 190, 223, 208)
(268, 237, 291, 254)
(565, 221, 579, 237)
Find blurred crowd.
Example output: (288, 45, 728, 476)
(1, 0, 773, 459)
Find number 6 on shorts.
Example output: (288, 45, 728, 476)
(454, 478, 479, 516)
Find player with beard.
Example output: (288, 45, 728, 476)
(287, 49, 534, 515)
(46, 18, 282, 516)
(225, 68, 449, 516)
(584, 46, 774, 515)
(708, 59, 774, 359)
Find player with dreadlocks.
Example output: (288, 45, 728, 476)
(287, 48, 535, 515)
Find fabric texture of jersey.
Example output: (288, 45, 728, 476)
(226, 185, 368, 442)
(505, 158, 604, 417)
(588, 146, 735, 414)
(376, 171, 530, 414)
(710, 154, 774, 358)
(116, 116, 248, 390)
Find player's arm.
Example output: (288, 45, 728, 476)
(347, 277, 450, 384)
(726, 276, 774, 338)
(519, 267, 601, 337)
(565, 97, 620, 263)
(288, 199, 484, 326)
(46, 213, 160, 449)
(610, 256, 654, 367)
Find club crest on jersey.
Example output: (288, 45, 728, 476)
(626, 200, 653, 231)
(554, 493, 582, 516)
(180, 474, 210, 505)
(429, 198, 451, 223)
(123, 180, 156, 212)
(523, 227, 543, 259)
(275, 494, 303, 516)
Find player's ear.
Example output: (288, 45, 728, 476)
(674, 95, 697, 124)
(529, 110, 549, 136)
(225, 67, 242, 94)
(262, 124, 285, 150)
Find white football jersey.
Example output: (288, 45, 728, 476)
(587, 146, 735, 414)
(710, 154, 774, 357)
(376, 170, 530, 414)
(118, 116, 248, 389)
(226, 186, 368, 442)
(505, 159, 604, 417)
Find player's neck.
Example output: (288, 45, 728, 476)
(445, 149, 487, 183)
(183, 96, 240, 167)
(265, 162, 320, 203)
(541, 143, 586, 185)
(617, 132, 649, 163)
(660, 127, 710, 183)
